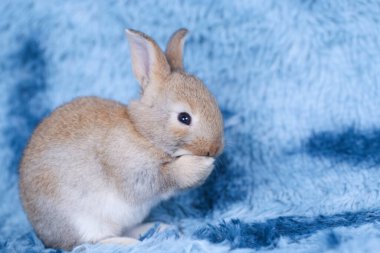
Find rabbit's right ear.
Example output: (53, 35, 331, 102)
(125, 29, 171, 89)
(165, 28, 188, 71)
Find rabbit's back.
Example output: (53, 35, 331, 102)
(31, 97, 129, 142)
(20, 96, 131, 185)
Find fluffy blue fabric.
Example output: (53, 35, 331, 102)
(2, 0, 380, 252)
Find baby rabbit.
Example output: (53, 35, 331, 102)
(19, 28, 224, 250)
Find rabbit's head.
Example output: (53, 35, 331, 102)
(126, 29, 223, 157)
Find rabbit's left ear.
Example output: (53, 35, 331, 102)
(165, 28, 188, 71)
(126, 29, 171, 89)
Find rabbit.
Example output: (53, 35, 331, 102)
(19, 28, 224, 250)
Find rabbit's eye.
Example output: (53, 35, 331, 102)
(178, 112, 191, 125)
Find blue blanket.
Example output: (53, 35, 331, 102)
(2, 1, 380, 252)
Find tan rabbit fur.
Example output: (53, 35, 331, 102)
(19, 28, 224, 250)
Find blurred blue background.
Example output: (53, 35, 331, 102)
(2, 1, 380, 252)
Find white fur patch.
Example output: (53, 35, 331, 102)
(173, 148, 193, 157)
(71, 190, 155, 242)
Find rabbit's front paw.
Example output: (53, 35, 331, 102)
(172, 155, 215, 189)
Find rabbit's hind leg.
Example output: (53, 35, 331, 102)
(125, 222, 170, 239)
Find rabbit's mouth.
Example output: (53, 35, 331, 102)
(172, 148, 193, 157)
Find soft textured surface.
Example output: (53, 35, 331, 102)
(2, 1, 380, 252)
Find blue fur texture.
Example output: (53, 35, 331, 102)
(1, 1, 380, 252)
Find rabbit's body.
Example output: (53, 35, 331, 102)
(20, 29, 223, 250)
(20, 97, 170, 248)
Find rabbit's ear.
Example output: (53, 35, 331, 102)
(126, 29, 171, 89)
(165, 28, 188, 71)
